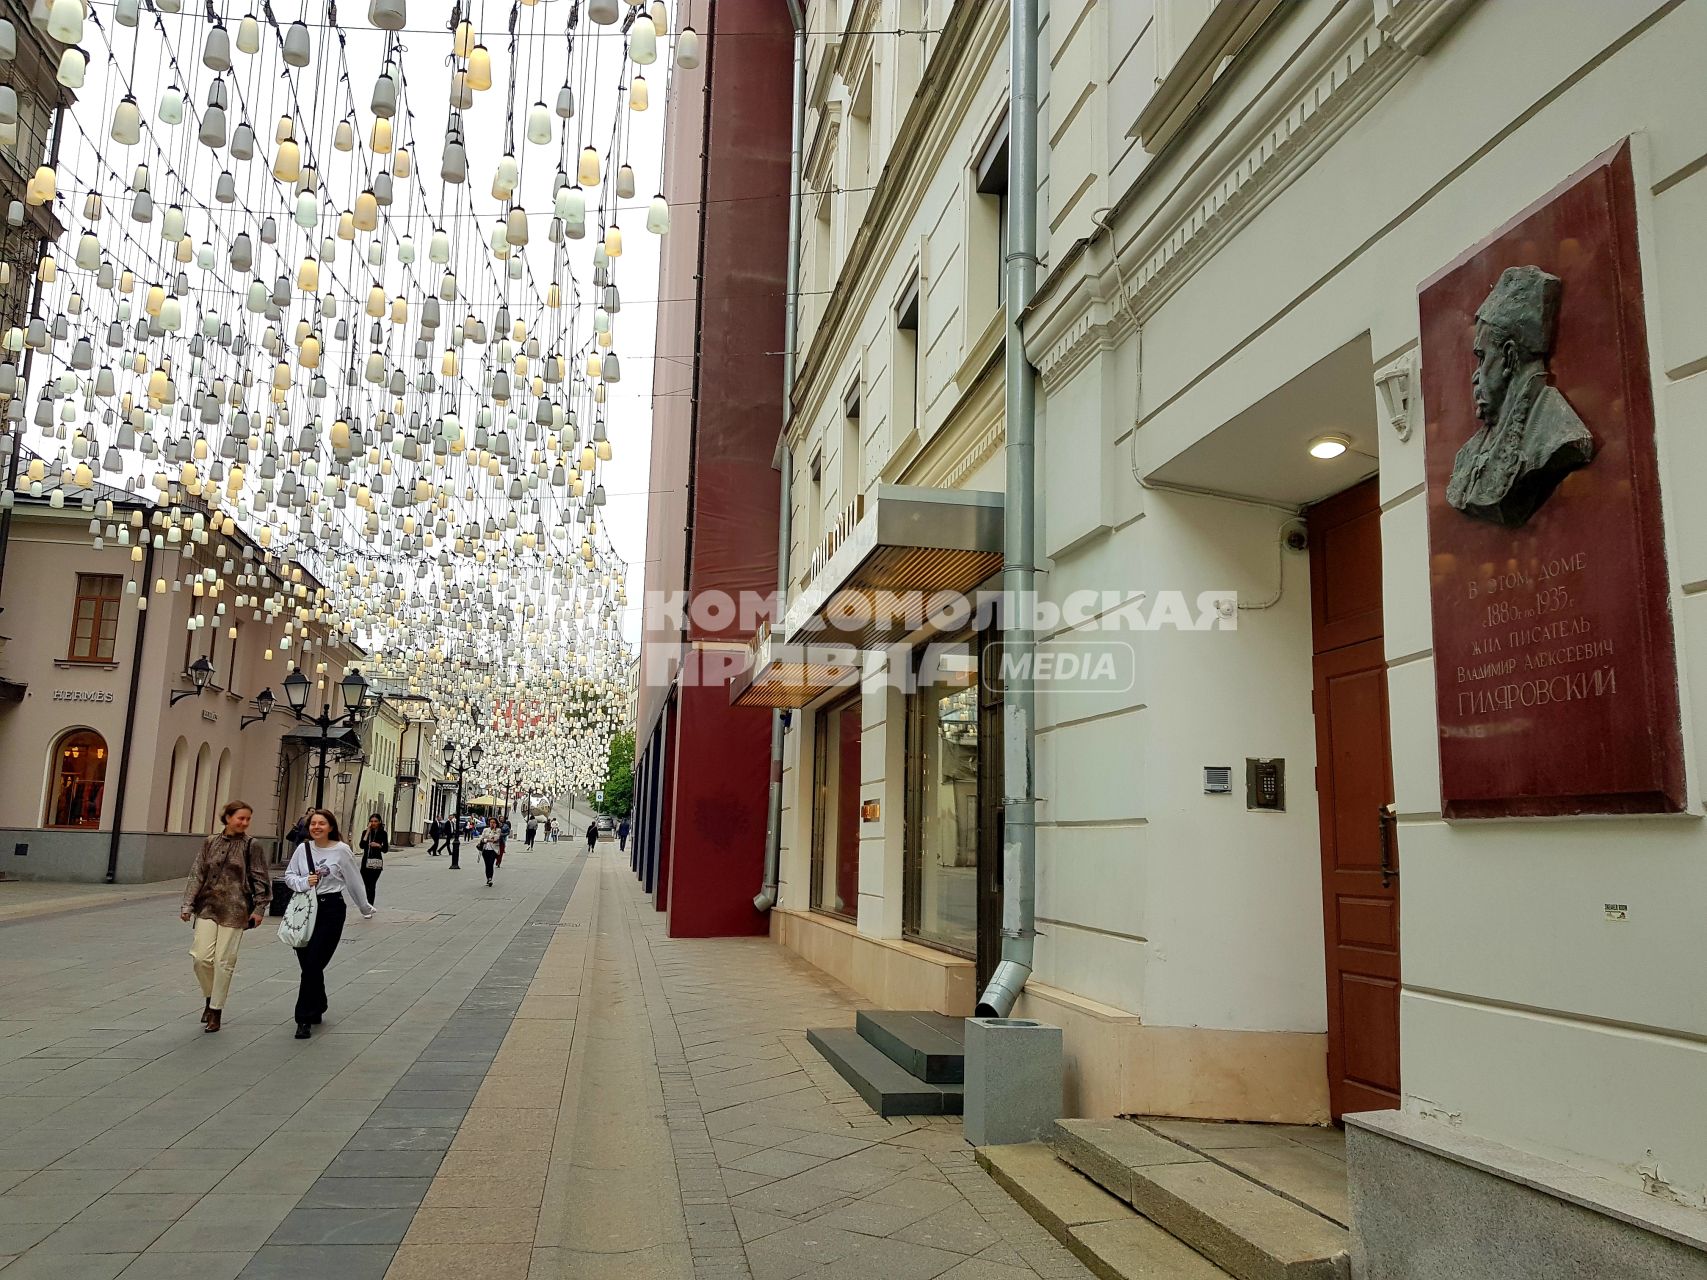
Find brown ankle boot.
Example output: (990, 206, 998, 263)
(204, 1008, 222, 1033)
(201, 999, 211, 1025)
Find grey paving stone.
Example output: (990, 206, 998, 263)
(362, 1107, 467, 1129)
(341, 1127, 457, 1152)
(267, 1206, 416, 1246)
(32, 1217, 171, 1254)
(296, 1177, 432, 1210)
(0, 1222, 59, 1254)
(0, 1250, 137, 1280)
(322, 1149, 445, 1179)
(119, 1250, 253, 1280)
(238, 1243, 396, 1280)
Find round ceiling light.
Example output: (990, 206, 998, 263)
(1309, 435, 1350, 460)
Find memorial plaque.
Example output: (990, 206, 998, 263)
(1419, 141, 1682, 818)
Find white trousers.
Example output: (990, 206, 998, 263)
(190, 918, 245, 1010)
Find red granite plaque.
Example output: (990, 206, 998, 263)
(1419, 141, 1682, 818)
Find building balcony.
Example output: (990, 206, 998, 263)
(781, 485, 1004, 651)
(398, 758, 420, 782)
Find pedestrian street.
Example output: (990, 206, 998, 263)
(0, 840, 1095, 1280)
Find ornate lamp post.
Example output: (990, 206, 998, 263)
(240, 665, 380, 808)
(441, 734, 484, 865)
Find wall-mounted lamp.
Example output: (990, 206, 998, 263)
(169, 655, 215, 705)
(1375, 352, 1415, 443)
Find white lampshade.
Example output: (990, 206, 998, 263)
(55, 45, 85, 89)
(577, 146, 600, 186)
(46, 0, 83, 44)
(526, 102, 552, 146)
(675, 27, 700, 69)
(629, 76, 649, 111)
(158, 86, 184, 126)
(616, 164, 636, 199)
(629, 15, 656, 64)
(646, 194, 670, 235)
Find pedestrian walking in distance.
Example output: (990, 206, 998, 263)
(525, 818, 538, 849)
(586, 820, 599, 852)
(180, 800, 271, 1033)
(285, 809, 375, 1039)
(499, 815, 512, 864)
(427, 815, 443, 856)
(617, 817, 631, 852)
(478, 817, 502, 886)
(286, 808, 313, 850)
(357, 814, 388, 905)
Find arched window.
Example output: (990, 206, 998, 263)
(46, 729, 109, 829)
(166, 737, 190, 831)
(212, 749, 232, 828)
(190, 743, 213, 835)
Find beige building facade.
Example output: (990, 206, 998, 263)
(0, 488, 360, 881)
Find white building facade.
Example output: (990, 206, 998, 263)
(763, 0, 1707, 1267)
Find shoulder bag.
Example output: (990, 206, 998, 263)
(277, 844, 320, 949)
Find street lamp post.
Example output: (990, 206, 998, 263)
(240, 666, 381, 811)
(441, 735, 484, 868)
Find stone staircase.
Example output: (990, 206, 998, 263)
(978, 1117, 1353, 1280)
(805, 1009, 965, 1116)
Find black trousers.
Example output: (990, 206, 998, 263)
(480, 849, 497, 879)
(360, 866, 380, 905)
(294, 894, 346, 1024)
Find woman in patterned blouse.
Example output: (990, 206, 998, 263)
(180, 800, 271, 1033)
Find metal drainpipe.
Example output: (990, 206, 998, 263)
(976, 0, 1042, 1017)
(755, 0, 808, 913)
(104, 539, 156, 884)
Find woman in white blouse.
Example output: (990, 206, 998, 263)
(285, 808, 375, 1039)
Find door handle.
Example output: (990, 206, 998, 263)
(1377, 804, 1398, 889)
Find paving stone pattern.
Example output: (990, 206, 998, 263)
(0, 844, 584, 1280)
(0, 842, 1093, 1280)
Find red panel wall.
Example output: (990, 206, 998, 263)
(685, 0, 790, 637)
(664, 652, 774, 938)
(639, 0, 792, 937)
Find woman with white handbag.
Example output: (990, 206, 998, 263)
(282, 809, 375, 1039)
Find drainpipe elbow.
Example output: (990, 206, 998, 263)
(974, 955, 1033, 1018)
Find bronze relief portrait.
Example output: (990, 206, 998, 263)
(1446, 265, 1594, 527)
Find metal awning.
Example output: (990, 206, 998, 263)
(279, 725, 362, 750)
(729, 625, 862, 709)
(782, 485, 1004, 649)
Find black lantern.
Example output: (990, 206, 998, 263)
(282, 665, 311, 712)
(338, 666, 369, 712)
(170, 655, 217, 705)
(442, 739, 456, 768)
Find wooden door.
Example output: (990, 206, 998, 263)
(1308, 479, 1400, 1118)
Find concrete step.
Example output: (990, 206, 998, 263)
(978, 1142, 1234, 1280)
(805, 1026, 963, 1117)
(855, 1008, 965, 1083)
(1051, 1120, 1350, 1280)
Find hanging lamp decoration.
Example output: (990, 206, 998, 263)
(7, 0, 651, 790)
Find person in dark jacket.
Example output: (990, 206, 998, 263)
(617, 818, 631, 851)
(525, 819, 537, 849)
(357, 814, 388, 904)
(586, 821, 599, 852)
(286, 809, 312, 850)
(180, 800, 271, 1033)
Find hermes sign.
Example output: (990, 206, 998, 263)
(1419, 142, 1683, 818)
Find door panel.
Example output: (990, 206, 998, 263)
(1309, 479, 1400, 1119)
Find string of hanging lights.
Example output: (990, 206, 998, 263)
(1, 0, 686, 803)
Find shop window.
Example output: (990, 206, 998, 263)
(810, 692, 862, 921)
(67, 574, 123, 663)
(904, 636, 983, 955)
(46, 729, 108, 829)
